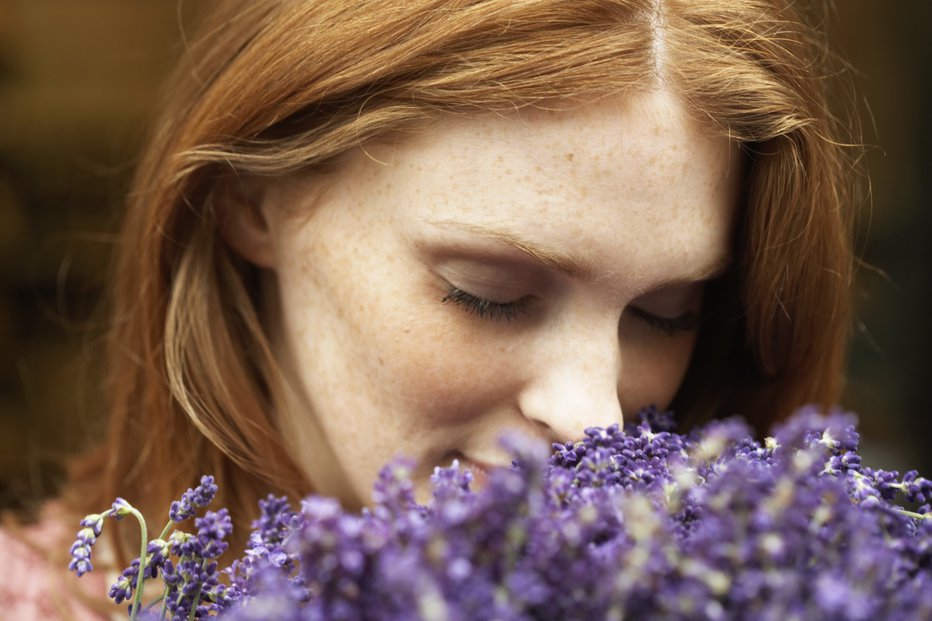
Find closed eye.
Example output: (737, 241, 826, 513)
(441, 287, 532, 322)
(626, 306, 700, 336)
(441, 285, 701, 334)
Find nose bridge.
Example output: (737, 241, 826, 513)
(517, 319, 624, 442)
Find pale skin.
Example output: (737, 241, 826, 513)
(224, 89, 742, 508)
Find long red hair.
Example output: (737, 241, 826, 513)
(68, 0, 860, 559)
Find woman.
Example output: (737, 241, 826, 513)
(2, 0, 858, 616)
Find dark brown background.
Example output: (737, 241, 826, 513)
(1, 1, 930, 509)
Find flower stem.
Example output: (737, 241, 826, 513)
(155, 519, 175, 621)
(186, 559, 209, 621)
(124, 506, 149, 621)
(158, 519, 174, 541)
(895, 508, 931, 520)
(159, 586, 170, 621)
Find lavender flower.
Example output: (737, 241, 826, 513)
(226, 495, 302, 601)
(71, 408, 932, 620)
(155, 509, 235, 619)
(68, 475, 225, 620)
(223, 407, 932, 620)
(169, 475, 219, 522)
(67, 513, 105, 576)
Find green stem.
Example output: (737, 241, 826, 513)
(186, 559, 209, 621)
(159, 585, 170, 621)
(125, 506, 149, 621)
(895, 508, 931, 520)
(153, 519, 175, 620)
(158, 519, 174, 541)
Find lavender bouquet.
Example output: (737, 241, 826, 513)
(70, 407, 932, 620)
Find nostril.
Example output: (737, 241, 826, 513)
(518, 387, 623, 445)
(526, 416, 564, 445)
(515, 341, 624, 443)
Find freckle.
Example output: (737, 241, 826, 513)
(565, 152, 575, 162)
(378, 355, 385, 367)
(504, 168, 512, 175)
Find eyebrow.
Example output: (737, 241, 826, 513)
(427, 219, 594, 278)
(426, 219, 732, 285)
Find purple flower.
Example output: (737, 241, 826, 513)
(234, 406, 932, 619)
(110, 497, 133, 519)
(67, 407, 932, 619)
(196, 508, 233, 559)
(68, 513, 107, 576)
(169, 475, 219, 522)
(108, 560, 140, 605)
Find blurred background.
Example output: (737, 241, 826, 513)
(0, 2, 929, 511)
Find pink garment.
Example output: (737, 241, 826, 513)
(0, 503, 110, 620)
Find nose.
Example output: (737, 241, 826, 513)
(517, 330, 624, 443)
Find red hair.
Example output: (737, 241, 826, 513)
(68, 0, 859, 559)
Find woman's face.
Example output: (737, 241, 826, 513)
(250, 90, 742, 507)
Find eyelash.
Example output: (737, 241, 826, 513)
(442, 287, 700, 335)
(441, 287, 531, 322)
(626, 306, 700, 336)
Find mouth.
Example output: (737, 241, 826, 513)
(460, 458, 490, 489)
(450, 453, 505, 491)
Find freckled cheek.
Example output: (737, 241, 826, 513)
(362, 310, 521, 424)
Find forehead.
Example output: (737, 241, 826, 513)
(324, 90, 741, 292)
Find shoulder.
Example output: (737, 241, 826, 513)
(0, 502, 111, 621)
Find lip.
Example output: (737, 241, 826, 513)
(461, 458, 490, 489)
(457, 455, 507, 490)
